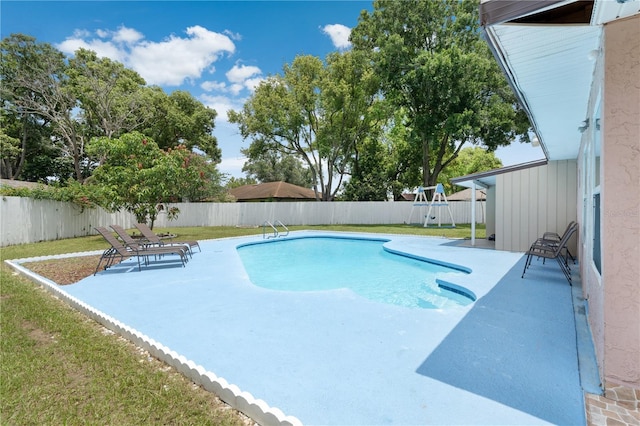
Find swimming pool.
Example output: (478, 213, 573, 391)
(237, 236, 473, 309)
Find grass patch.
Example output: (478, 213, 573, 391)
(1, 224, 485, 423)
(0, 266, 249, 425)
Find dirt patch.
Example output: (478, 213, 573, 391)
(22, 320, 57, 346)
(23, 255, 119, 285)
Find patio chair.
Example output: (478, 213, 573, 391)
(522, 222, 577, 285)
(111, 225, 191, 255)
(536, 221, 577, 264)
(94, 227, 187, 275)
(111, 224, 191, 263)
(133, 222, 200, 255)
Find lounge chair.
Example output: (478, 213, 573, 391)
(111, 224, 191, 261)
(133, 222, 200, 255)
(93, 226, 188, 274)
(522, 222, 577, 285)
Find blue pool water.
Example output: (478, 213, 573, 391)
(237, 236, 472, 309)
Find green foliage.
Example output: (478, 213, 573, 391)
(341, 137, 390, 201)
(143, 89, 221, 162)
(438, 147, 503, 193)
(229, 51, 383, 201)
(67, 49, 148, 139)
(241, 148, 313, 187)
(0, 180, 103, 210)
(351, 0, 531, 187)
(86, 132, 224, 227)
(1, 34, 80, 180)
(1, 34, 222, 185)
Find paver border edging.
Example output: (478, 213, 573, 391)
(4, 256, 303, 426)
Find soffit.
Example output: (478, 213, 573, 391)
(592, 0, 640, 24)
(486, 24, 601, 161)
(481, 0, 640, 162)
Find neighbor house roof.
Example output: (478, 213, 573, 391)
(447, 188, 487, 201)
(229, 181, 316, 202)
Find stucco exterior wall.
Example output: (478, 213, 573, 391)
(578, 24, 606, 381)
(601, 15, 640, 391)
(495, 161, 578, 253)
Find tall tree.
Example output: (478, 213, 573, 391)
(143, 89, 221, 162)
(229, 51, 381, 200)
(241, 147, 313, 187)
(67, 49, 149, 139)
(2, 35, 223, 183)
(0, 34, 82, 180)
(437, 146, 503, 193)
(341, 137, 390, 201)
(350, 0, 530, 188)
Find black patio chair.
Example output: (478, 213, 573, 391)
(522, 222, 577, 285)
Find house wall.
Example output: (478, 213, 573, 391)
(578, 21, 606, 393)
(601, 15, 640, 396)
(494, 160, 578, 252)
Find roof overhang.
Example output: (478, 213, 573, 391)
(450, 159, 548, 189)
(479, 0, 640, 161)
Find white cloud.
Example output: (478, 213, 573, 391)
(322, 24, 352, 50)
(218, 156, 247, 178)
(244, 76, 264, 92)
(201, 80, 228, 92)
(128, 26, 235, 85)
(200, 94, 244, 123)
(228, 83, 245, 96)
(57, 37, 126, 62)
(225, 64, 263, 94)
(223, 29, 242, 41)
(57, 25, 236, 86)
(226, 64, 261, 84)
(112, 26, 144, 44)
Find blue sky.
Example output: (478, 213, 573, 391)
(1, 0, 544, 179)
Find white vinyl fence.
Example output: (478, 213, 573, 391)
(0, 196, 486, 246)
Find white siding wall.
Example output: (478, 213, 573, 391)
(0, 197, 485, 246)
(495, 160, 578, 252)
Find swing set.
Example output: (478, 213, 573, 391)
(407, 184, 456, 228)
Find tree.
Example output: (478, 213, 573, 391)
(229, 51, 382, 201)
(67, 49, 149, 139)
(143, 89, 221, 162)
(350, 0, 530, 188)
(1, 34, 82, 180)
(0, 111, 25, 179)
(225, 176, 257, 189)
(241, 147, 313, 187)
(86, 132, 224, 228)
(341, 137, 390, 201)
(437, 146, 502, 193)
(1, 35, 223, 184)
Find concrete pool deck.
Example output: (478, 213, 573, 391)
(7, 231, 600, 425)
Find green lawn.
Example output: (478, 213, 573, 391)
(1, 224, 484, 424)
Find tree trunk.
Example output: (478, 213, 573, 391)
(12, 117, 29, 180)
(422, 138, 431, 187)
